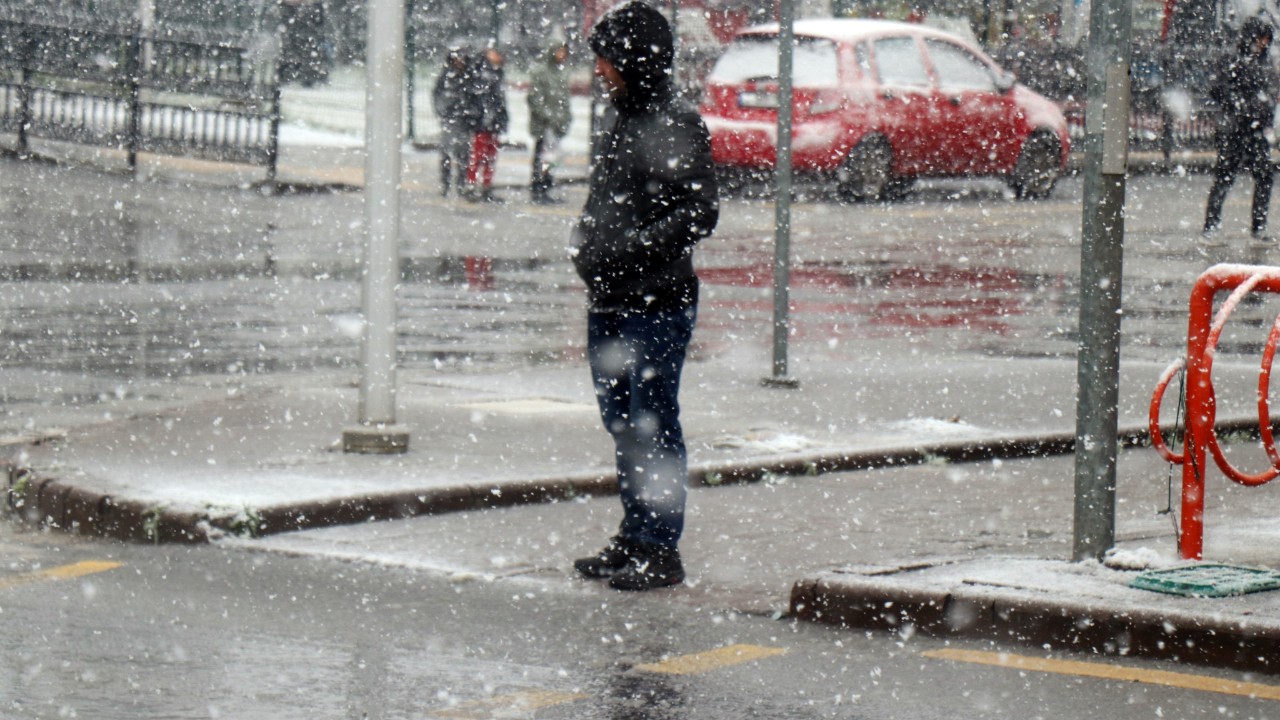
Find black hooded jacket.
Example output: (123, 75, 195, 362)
(573, 1, 718, 312)
(1211, 17, 1277, 136)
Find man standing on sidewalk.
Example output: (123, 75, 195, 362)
(432, 43, 477, 198)
(571, 1, 718, 592)
(466, 46, 508, 202)
(1203, 17, 1277, 243)
(527, 39, 572, 204)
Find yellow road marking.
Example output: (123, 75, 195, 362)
(0, 561, 123, 591)
(635, 643, 786, 675)
(925, 648, 1280, 702)
(426, 644, 783, 716)
(429, 690, 587, 718)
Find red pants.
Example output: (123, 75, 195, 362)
(467, 132, 499, 187)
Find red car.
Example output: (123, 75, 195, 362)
(700, 19, 1070, 200)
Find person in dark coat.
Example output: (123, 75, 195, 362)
(570, 1, 718, 592)
(432, 44, 478, 197)
(1203, 17, 1277, 242)
(465, 47, 509, 202)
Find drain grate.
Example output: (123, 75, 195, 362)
(1130, 563, 1280, 598)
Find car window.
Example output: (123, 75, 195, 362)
(855, 41, 871, 77)
(708, 35, 840, 87)
(873, 36, 930, 88)
(925, 39, 997, 91)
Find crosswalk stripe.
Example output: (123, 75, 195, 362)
(925, 648, 1280, 701)
(0, 560, 123, 591)
(635, 643, 786, 675)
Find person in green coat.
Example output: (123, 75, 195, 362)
(527, 40, 572, 204)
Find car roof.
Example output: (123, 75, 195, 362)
(735, 17, 965, 45)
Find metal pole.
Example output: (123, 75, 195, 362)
(16, 27, 29, 154)
(763, 0, 798, 389)
(126, 33, 142, 174)
(670, 0, 679, 82)
(266, 58, 282, 186)
(343, 0, 409, 454)
(404, 0, 416, 145)
(1073, 0, 1132, 560)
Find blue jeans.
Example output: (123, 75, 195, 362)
(587, 303, 696, 549)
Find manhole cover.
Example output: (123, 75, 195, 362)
(1129, 563, 1280, 598)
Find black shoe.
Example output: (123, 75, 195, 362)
(531, 194, 564, 205)
(608, 542, 685, 591)
(574, 536, 633, 579)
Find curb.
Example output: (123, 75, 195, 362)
(4, 416, 1263, 544)
(789, 566, 1280, 674)
(0, 254, 567, 285)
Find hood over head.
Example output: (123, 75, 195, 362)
(1239, 16, 1275, 54)
(589, 2, 673, 106)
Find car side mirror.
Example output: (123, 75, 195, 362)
(995, 71, 1016, 93)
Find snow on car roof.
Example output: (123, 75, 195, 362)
(737, 17, 964, 44)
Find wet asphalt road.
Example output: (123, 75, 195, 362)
(7, 159, 1280, 717)
(4, 518, 1278, 720)
(4, 161, 1272, 440)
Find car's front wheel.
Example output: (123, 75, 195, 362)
(1010, 133, 1061, 200)
(836, 137, 893, 202)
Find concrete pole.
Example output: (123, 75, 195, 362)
(763, 0, 799, 390)
(1072, 0, 1132, 560)
(343, 0, 410, 454)
(137, 0, 154, 72)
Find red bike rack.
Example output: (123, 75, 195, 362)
(1150, 264, 1280, 560)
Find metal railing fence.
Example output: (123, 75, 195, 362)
(0, 7, 280, 179)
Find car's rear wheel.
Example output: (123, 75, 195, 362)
(715, 167, 745, 197)
(836, 137, 893, 202)
(715, 166, 772, 199)
(883, 177, 915, 201)
(1010, 132, 1061, 200)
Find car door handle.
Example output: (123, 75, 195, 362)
(949, 96, 961, 106)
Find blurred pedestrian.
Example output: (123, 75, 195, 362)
(527, 39, 572, 204)
(571, 1, 718, 592)
(432, 43, 477, 197)
(1203, 17, 1278, 243)
(466, 46, 508, 202)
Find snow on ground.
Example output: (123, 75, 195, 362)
(279, 74, 594, 154)
(277, 123, 364, 148)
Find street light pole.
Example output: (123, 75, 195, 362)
(343, 0, 410, 454)
(762, 0, 799, 390)
(137, 0, 154, 70)
(1073, 0, 1132, 560)
(670, 0, 680, 83)
(405, 0, 416, 144)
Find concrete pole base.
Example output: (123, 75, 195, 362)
(342, 425, 410, 454)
